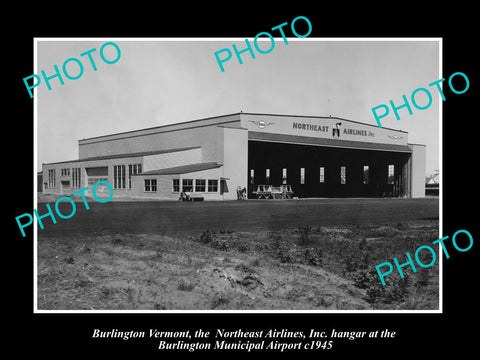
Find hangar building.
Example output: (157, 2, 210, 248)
(41, 112, 426, 200)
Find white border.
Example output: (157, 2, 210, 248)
(33, 37, 442, 314)
(438, 38, 443, 313)
(33, 40, 39, 312)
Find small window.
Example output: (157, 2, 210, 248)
(363, 166, 369, 185)
(208, 179, 218, 192)
(172, 179, 180, 192)
(195, 179, 206, 192)
(182, 179, 193, 192)
(340, 166, 346, 184)
(282, 168, 287, 184)
(300, 168, 305, 184)
(319, 167, 325, 183)
(61, 168, 70, 177)
(144, 179, 157, 192)
(388, 165, 395, 184)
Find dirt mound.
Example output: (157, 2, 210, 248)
(37, 232, 371, 310)
(37, 222, 439, 310)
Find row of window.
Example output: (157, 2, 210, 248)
(47, 168, 81, 188)
(143, 179, 219, 193)
(113, 164, 142, 190)
(72, 168, 81, 188)
(49, 164, 396, 191)
(250, 165, 395, 185)
(48, 164, 140, 189)
(172, 179, 218, 193)
(47, 166, 219, 194)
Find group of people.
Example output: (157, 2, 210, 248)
(178, 191, 192, 201)
(236, 186, 247, 200)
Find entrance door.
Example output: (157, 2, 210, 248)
(220, 179, 229, 195)
(60, 180, 71, 195)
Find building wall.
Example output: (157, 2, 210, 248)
(78, 114, 242, 160)
(130, 175, 177, 200)
(42, 113, 424, 200)
(41, 149, 222, 200)
(221, 126, 248, 200)
(408, 144, 426, 198)
(131, 167, 223, 200)
(42, 156, 144, 196)
(143, 148, 202, 172)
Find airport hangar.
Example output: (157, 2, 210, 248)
(41, 112, 426, 200)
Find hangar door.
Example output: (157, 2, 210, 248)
(248, 140, 411, 198)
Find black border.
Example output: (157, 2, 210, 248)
(10, 7, 477, 357)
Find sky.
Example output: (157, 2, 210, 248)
(35, 39, 440, 176)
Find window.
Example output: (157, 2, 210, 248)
(128, 164, 142, 189)
(363, 166, 369, 185)
(172, 179, 180, 192)
(61, 168, 70, 177)
(144, 179, 157, 192)
(388, 165, 395, 184)
(265, 169, 270, 184)
(114, 165, 126, 189)
(319, 167, 325, 183)
(195, 179, 206, 192)
(208, 179, 218, 192)
(72, 168, 81, 188)
(182, 179, 193, 192)
(300, 168, 305, 184)
(48, 169, 56, 188)
(340, 166, 346, 184)
(282, 168, 287, 184)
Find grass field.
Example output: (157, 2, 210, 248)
(37, 197, 439, 311)
(37, 196, 439, 236)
